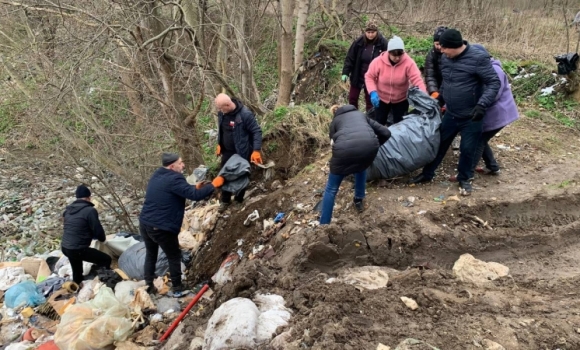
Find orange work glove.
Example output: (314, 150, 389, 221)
(430, 92, 439, 99)
(216, 145, 221, 156)
(250, 150, 263, 165)
(195, 182, 205, 190)
(212, 176, 225, 188)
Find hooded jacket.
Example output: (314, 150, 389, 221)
(439, 43, 501, 119)
(217, 99, 262, 160)
(364, 52, 427, 104)
(342, 33, 390, 88)
(62, 199, 105, 250)
(139, 167, 215, 234)
(329, 105, 392, 175)
(483, 59, 520, 132)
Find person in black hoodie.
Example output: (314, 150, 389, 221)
(61, 185, 111, 284)
(319, 105, 391, 224)
(139, 153, 220, 296)
(341, 21, 389, 111)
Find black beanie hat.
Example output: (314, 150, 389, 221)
(433, 26, 448, 42)
(439, 29, 463, 49)
(162, 152, 179, 166)
(75, 185, 91, 198)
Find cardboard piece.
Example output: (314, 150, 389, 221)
(0, 257, 52, 283)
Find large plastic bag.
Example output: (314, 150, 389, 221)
(118, 242, 170, 280)
(5, 281, 46, 308)
(54, 286, 134, 350)
(366, 87, 442, 180)
(114, 280, 146, 304)
(204, 298, 260, 350)
(0, 266, 33, 291)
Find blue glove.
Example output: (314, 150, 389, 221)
(370, 91, 380, 108)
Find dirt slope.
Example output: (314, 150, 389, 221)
(181, 115, 580, 349)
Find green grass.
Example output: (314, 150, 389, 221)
(524, 110, 541, 118)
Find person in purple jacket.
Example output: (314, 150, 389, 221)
(450, 44, 519, 181)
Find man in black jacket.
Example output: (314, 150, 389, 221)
(424, 26, 447, 97)
(341, 21, 389, 111)
(61, 185, 111, 284)
(410, 29, 500, 195)
(215, 93, 263, 213)
(140, 153, 220, 296)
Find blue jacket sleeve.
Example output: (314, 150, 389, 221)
(170, 175, 215, 201)
(476, 56, 501, 108)
(242, 109, 262, 151)
(87, 208, 106, 242)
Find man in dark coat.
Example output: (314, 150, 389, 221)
(61, 185, 111, 284)
(215, 93, 263, 213)
(341, 21, 389, 111)
(320, 105, 391, 224)
(140, 153, 220, 296)
(410, 29, 500, 195)
(424, 26, 447, 97)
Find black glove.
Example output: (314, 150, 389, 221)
(471, 104, 485, 121)
(437, 94, 445, 108)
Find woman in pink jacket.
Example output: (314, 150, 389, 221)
(365, 36, 427, 126)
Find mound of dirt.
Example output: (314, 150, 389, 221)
(175, 117, 580, 350)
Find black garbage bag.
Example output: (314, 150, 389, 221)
(555, 52, 579, 75)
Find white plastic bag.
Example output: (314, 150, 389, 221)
(77, 278, 104, 303)
(114, 280, 146, 304)
(55, 287, 134, 350)
(0, 266, 33, 291)
(254, 294, 292, 343)
(204, 298, 260, 350)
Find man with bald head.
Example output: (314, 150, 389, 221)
(215, 93, 263, 212)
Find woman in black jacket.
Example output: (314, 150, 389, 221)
(341, 21, 389, 111)
(319, 105, 391, 224)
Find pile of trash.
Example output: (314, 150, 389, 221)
(0, 198, 296, 350)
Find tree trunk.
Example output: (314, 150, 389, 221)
(276, 0, 295, 106)
(294, 0, 310, 71)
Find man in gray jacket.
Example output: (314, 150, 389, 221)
(410, 29, 500, 195)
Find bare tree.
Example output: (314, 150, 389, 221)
(276, 0, 295, 106)
(294, 0, 311, 71)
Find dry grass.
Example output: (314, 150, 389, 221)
(374, 0, 577, 64)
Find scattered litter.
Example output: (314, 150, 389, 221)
(417, 210, 427, 215)
(274, 212, 285, 223)
(150, 313, 163, 322)
(496, 144, 511, 150)
(326, 266, 391, 291)
(243, 210, 260, 226)
(400, 296, 419, 310)
(115, 280, 147, 304)
(212, 253, 240, 285)
(433, 195, 445, 202)
(5, 281, 46, 308)
(377, 343, 391, 350)
(447, 195, 461, 202)
(156, 297, 181, 314)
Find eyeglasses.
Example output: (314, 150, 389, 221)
(389, 49, 404, 57)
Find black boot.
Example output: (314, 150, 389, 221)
(409, 173, 432, 184)
(459, 181, 473, 196)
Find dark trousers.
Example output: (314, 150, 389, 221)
(348, 85, 373, 111)
(475, 127, 502, 172)
(375, 99, 409, 126)
(422, 114, 483, 182)
(61, 246, 112, 284)
(220, 152, 247, 203)
(140, 223, 182, 287)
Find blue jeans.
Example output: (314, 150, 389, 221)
(320, 171, 366, 225)
(422, 114, 483, 182)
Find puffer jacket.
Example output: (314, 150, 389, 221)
(217, 99, 262, 160)
(329, 105, 391, 175)
(424, 47, 443, 94)
(439, 43, 501, 119)
(62, 200, 105, 250)
(139, 167, 215, 234)
(342, 33, 389, 88)
(483, 59, 520, 132)
(364, 52, 427, 104)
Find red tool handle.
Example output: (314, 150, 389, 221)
(159, 284, 210, 341)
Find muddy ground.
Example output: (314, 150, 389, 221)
(176, 115, 580, 349)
